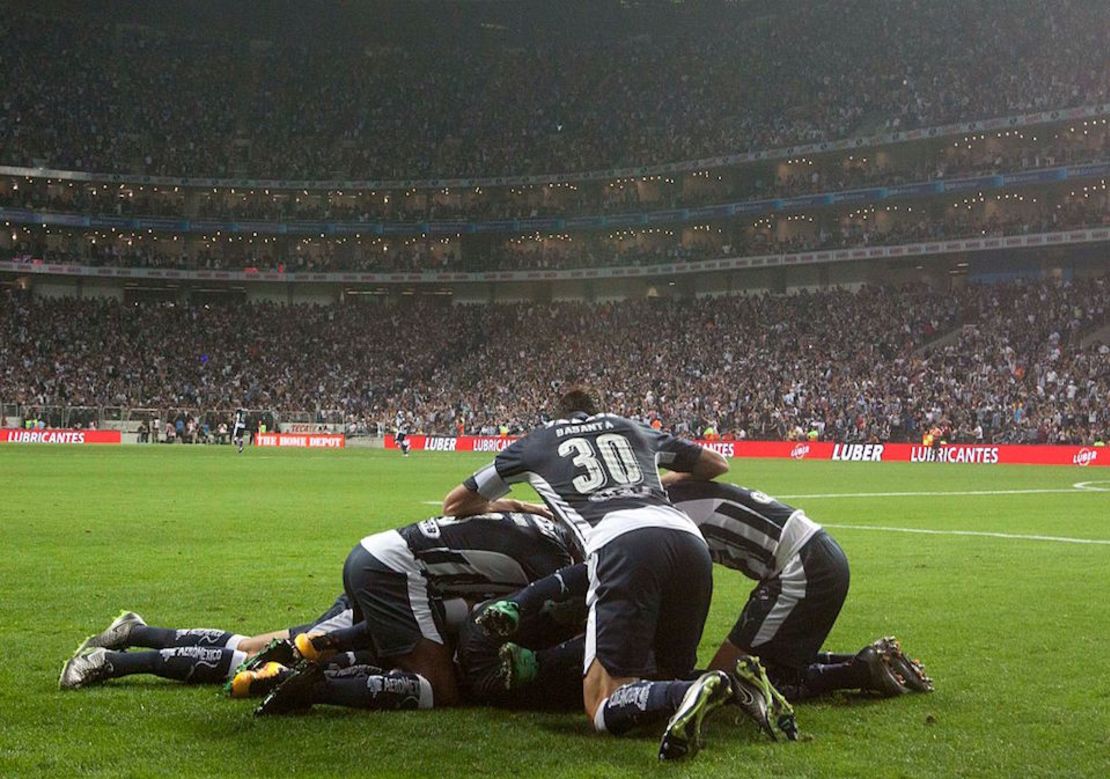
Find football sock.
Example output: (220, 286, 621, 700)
(522, 635, 586, 709)
(594, 680, 695, 735)
(351, 649, 378, 665)
(802, 660, 872, 695)
(317, 667, 434, 710)
(327, 651, 356, 669)
(442, 598, 470, 631)
(314, 622, 371, 654)
(762, 664, 807, 700)
(535, 635, 585, 680)
(511, 563, 589, 615)
(326, 650, 379, 669)
(104, 647, 246, 683)
(128, 626, 243, 650)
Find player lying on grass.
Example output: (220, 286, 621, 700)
(456, 590, 588, 711)
(251, 509, 580, 715)
(59, 594, 363, 691)
(473, 481, 933, 707)
(60, 504, 566, 701)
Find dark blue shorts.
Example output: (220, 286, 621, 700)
(728, 530, 850, 670)
(585, 526, 713, 679)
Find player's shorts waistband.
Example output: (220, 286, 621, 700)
(587, 504, 705, 554)
(359, 529, 421, 575)
(773, 511, 823, 575)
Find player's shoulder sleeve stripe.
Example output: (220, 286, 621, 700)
(468, 463, 511, 500)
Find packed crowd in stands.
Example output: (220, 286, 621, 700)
(4, 188, 1106, 274)
(2, 276, 1107, 445)
(1, 2, 1107, 181)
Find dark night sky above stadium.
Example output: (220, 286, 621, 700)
(18, 0, 771, 45)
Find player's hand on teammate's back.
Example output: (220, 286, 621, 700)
(492, 499, 553, 520)
(516, 501, 554, 519)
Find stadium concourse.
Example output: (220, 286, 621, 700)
(1, 275, 1107, 445)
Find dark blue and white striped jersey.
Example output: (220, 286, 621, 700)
(371, 512, 579, 600)
(464, 412, 706, 552)
(667, 481, 822, 580)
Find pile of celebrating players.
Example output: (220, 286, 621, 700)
(60, 387, 933, 762)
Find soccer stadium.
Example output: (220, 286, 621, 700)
(1, 0, 1108, 775)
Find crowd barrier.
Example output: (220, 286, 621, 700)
(0, 428, 121, 445)
(385, 435, 1106, 467)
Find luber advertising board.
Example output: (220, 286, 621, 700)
(386, 435, 1106, 467)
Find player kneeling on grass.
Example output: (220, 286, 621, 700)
(669, 481, 933, 699)
(252, 509, 578, 716)
(474, 481, 932, 714)
(460, 566, 797, 744)
(443, 386, 787, 761)
(59, 594, 362, 692)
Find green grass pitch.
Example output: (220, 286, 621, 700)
(1, 446, 1108, 778)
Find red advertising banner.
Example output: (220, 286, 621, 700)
(254, 432, 346, 449)
(385, 435, 516, 453)
(747, 440, 1107, 467)
(385, 435, 1106, 467)
(697, 440, 821, 460)
(0, 428, 121, 445)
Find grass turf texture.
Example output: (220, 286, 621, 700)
(1, 446, 1108, 778)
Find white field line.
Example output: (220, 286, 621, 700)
(824, 523, 1110, 546)
(421, 485, 1109, 544)
(777, 488, 1092, 499)
(422, 487, 1104, 506)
